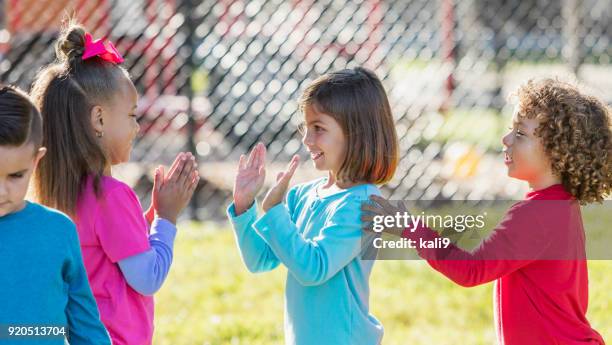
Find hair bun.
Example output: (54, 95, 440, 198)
(55, 24, 87, 63)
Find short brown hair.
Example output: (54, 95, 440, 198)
(298, 67, 399, 185)
(0, 85, 42, 150)
(30, 21, 129, 216)
(515, 78, 612, 204)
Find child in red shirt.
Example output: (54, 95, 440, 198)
(365, 79, 610, 344)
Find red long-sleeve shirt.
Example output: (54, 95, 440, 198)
(404, 184, 605, 344)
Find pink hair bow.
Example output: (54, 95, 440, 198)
(82, 32, 124, 64)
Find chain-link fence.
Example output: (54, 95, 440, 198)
(1, 0, 610, 220)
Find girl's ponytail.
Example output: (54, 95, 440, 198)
(55, 25, 87, 64)
(31, 21, 128, 216)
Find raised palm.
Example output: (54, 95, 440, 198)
(233, 143, 266, 214)
(262, 155, 299, 212)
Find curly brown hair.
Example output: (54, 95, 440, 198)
(515, 78, 612, 204)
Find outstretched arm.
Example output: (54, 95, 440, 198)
(253, 195, 367, 286)
(363, 195, 555, 287)
(228, 143, 281, 273)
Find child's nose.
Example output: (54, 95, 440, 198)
(502, 131, 513, 147)
(302, 130, 314, 146)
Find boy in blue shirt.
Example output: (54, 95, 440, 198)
(0, 85, 110, 344)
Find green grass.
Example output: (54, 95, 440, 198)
(154, 218, 612, 344)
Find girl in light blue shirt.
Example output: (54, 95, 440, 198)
(228, 67, 399, 345)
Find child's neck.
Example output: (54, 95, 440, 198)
(322, 171, 365, 190)
(528, 173, 561, 192)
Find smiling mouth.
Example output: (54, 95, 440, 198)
(504, 152, 513, 164)
(310, 152, 324, 161)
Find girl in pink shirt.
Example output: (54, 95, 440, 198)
(31, 22, 199, 345)
(365, 79, 610, 344)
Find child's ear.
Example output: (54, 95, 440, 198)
(90, 105, 105, 134)
(34, 147, 47, 165)
(31, 147, 47, 172)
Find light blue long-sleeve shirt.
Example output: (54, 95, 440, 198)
(0, 201, 111, 345)
(118, 218, 177, 296)
(227, 177, 383, 345)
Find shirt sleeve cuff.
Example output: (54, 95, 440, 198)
(227, 201, 258, 227)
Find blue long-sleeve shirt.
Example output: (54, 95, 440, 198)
(118, 218, 176, 296)
(228, 177, 384, 345)
(0, 201, 111, 345)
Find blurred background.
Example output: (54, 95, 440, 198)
(1, 1, 610, 344)
(1, 0, 610, 220)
